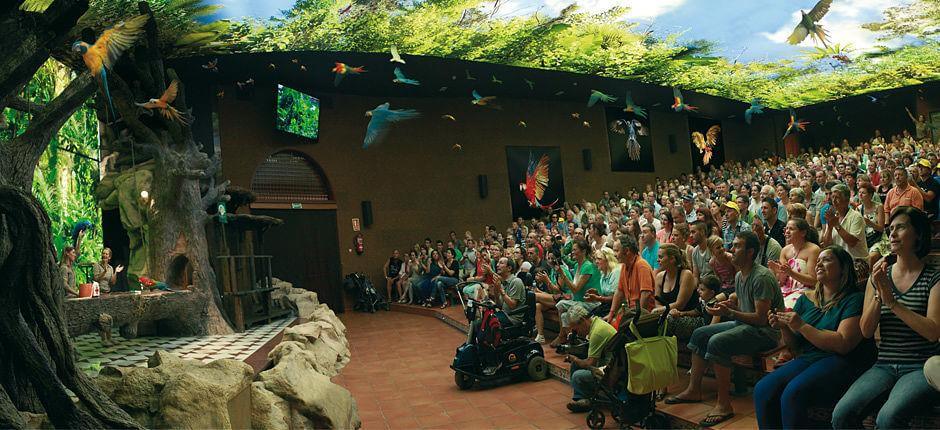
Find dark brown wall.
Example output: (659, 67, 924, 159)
(216, 88, 706, 283)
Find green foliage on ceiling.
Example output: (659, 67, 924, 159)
(220, 0, 940, 109)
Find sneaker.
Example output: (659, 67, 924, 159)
(534, 334, 546, 343)
(566, 399, 591, 413)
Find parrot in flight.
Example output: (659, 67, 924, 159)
(671, 88, 698, 112)
(744, 99, 765, 125)
(332, 62, 366, 86)
(519, 153, 558, 211)
(72, 14, 150, 120)
(135, 80, 191, 125)
(691, 125, 721, 165)
(587, 90, 617, 107)
(782, 108, 809, 140)
(623, 91, 646, 119)
(787, 0, 832, 48)
(471, 90, 500, 109)
(611, 119, 647, 161)
(389, 46, 406, 64)
(362, 103, 421, 148)
(392, 67, 420, 85)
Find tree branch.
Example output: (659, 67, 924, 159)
(2, 96, 45, 113)
(13, 72, 95, 150)
(201, 178, 230, 211)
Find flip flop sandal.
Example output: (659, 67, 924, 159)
(699, 412, 735, 427)
(663, 396, 700, 405)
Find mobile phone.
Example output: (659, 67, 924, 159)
(885, 254, 898, 265)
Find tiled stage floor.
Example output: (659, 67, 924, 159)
(74, 317, 294, 377)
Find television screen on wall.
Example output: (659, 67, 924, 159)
(275, 84, 319, 141)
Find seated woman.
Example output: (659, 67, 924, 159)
(400, 251, 421, 304)
(669, 275, 723, 340)
(430, 248, 460, 308)
(582, 246, 620, 318)
(706, 236, 736, 298)
(417, 250, 442, 307)
(670, 222, 694, 269)
(654, 243, 698, 319)
(770, 218, 820, 310)
(832, 206, 940, 429)
(550, 240, 599, 347)
(754, 246, 873, 430)
(93, 247, 124, 294)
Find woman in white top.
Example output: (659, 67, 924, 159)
(93, 247, 124, 293)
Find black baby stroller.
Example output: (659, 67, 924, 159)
(586, 306, 674, 430)
(343, 273, 389, 313)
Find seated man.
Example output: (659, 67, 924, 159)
(487, 256, 526, 325)
(564, 304, 617, 413)
(665, 231, 784, 427)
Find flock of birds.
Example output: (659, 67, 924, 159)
(66, 0, 840, 163)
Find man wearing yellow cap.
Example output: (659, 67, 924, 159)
(915, 158, 940, 219)
(721, 201, 750, 249)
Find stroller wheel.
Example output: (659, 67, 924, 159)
(587, 409, 605, 430)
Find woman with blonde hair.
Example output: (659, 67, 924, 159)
(655, 243, 698, 316)
(787, 203, 807, 221)
(93, 247, 124, 294)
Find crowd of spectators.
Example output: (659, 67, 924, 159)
(381, 128, 940, 427)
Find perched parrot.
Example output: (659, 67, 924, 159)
(362, 103, 421, 148)
(671, 88, 698, 112)
(471, 90, 498, 108)
(692, 125, 720, 165)
(519, 153, 558, 211)
(389, 46, 406, 64)
(744, 99, 765, 125)
(782, 108, 809, 139)
(392, 67, 420, 85)
(623, 91, 647, 119)
(72, 14, 149, 120)
(332, 62, 366, 86)
(135, 80, 191, 125)
(587, 90, 617, 107)
(70, 219, 94, 248)
(787, 0, 832, 48)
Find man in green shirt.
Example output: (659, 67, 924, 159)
(564, 305, 617, 413)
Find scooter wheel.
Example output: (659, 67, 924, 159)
(454, 371, 473, 390)
(587, 409, 605, 430)
(527, 356, 548, 381)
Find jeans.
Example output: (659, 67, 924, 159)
(831, 362, 939, 429)
(571, 362, 598, 401)
(687, 321, 779, 367)
(754, 355, 863, 429)
(432, 276, 459, 304)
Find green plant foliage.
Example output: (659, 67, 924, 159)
(276, 84, 320, 139)
(2, 60, 102, 266)
(223, 0, 940, 108)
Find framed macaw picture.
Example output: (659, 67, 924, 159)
(688, 117, 724, 172)
(606, 107, 654, 172)
(505, 146, 566, 220)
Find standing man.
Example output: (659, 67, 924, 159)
(665, 232, 784, 427)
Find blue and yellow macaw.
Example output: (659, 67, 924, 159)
(72, 15, 149, 120)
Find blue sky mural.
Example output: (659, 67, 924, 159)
(204, 0, 909, 62)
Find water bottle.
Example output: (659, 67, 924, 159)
(92, 281, 100, 297)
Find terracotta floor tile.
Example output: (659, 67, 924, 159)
(445, 408, 484, 424)
(385, 414, 420, 429)
(415, 412, 453, 428)
(452, 418, 495, 430)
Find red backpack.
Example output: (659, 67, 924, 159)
(476, 308, 502, 348)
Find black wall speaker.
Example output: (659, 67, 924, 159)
(361, 201, 373, 227)
(478, 174, 488, 199)
(668, 135, 677, 153)
(582, 149, 592, 171)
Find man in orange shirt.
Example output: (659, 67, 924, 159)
(605, 235, 655, 324)
(884, 165, 924, 219)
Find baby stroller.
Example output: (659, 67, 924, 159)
(586, 306, 674, 430)
(343, 273, 388, 313)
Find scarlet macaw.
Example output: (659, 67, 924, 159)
(782, 108, 809, 140)
(332, 62, 366, 87)
(671, 87, 698, 112)
(134, 80, 191, 125)
(519, 153, 558, 211)
(71, 15, 149, 120)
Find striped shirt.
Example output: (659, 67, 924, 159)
(878, 264, 940, 364)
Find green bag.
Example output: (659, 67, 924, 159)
(625, 318, 678, 395)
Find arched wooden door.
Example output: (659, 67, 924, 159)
(250, 150, 343, 312)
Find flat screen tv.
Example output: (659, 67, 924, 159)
(276, 84, 319, 141)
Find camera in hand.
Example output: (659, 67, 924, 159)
(554, 332, 588, 359)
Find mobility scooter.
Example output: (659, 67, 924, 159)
(451, 289, 548, 389)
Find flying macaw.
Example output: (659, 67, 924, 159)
(671, 87, 698, 112)
(519, 153, 558, 211)
(389, 46, 406, 64)
(744, 99, 765, 125)
(782, 108, 809, 139)
(135, 80, 191, 125)
(392, 67, 420, 85)
(787, 0, 832, 48)
(623, 91, 647, 119)
(72, 15, 149, 120)
(471, 90, 499, 108)
(587, 90, 617, 107)
(691, 125, 721, 165)
(332, 62, 366, 86)
(362, 103, 421, 148)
